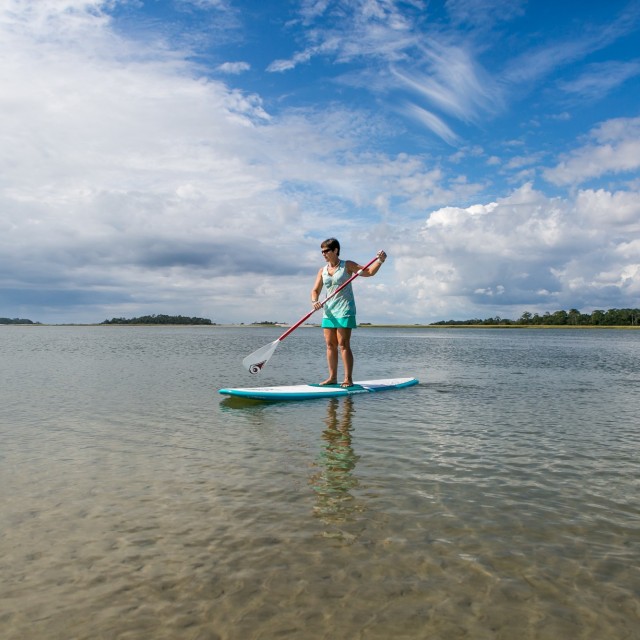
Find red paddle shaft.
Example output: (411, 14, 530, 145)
(277, 255, 379, 342)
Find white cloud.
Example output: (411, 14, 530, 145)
(216, 61, 250, 74)
(0, 0, 480, 323)
(0, 2, 313, 321)
(396, 39, 502, 121)
(179, 0, 229, 7)
(505, 153, 545, 170)
(268, 0, 504, 128)
(1, 1, 639, 325)
(559, 59, 640, 100)
(266, 3, 403, 74)
(402, 103, 460, 145)
(445, 0, 526, 29)
(544, 116, 640, 186)
(502, 5, 640, 88)
(575, 188, 640, 229)
(386, 183, 640, 321)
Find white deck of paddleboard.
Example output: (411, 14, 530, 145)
(219, 377, 418, 400)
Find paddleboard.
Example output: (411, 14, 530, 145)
(219, 377, 419, 401)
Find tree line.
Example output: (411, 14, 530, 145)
(101, 314, 214, 325)
(0, 317, 40, 324)
(431, 308, 640, 326)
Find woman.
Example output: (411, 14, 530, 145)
(311, 238, 386, 387)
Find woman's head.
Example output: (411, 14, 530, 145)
(321, 238, 340, 256)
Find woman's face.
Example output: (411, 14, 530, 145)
(321, 246, 337, 262)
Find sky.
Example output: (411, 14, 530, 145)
(1, 0, 639, 324)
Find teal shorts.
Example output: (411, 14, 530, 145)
(321, 316, 357, 329)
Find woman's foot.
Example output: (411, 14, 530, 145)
(320, 378, 337, 386)
(341, 379, 353, 388)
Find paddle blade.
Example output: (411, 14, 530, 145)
(242, 340, 280, 374)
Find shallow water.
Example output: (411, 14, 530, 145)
(1, 326, 639, 639)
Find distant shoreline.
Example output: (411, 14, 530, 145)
(362, 324, 640, 330)
(3, 323, 639, 330)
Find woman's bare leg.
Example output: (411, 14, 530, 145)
(321, 328, 338, 384)
(337, 328, 353, 387)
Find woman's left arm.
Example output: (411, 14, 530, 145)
(347, 250, 387, 277)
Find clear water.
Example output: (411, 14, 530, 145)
(1, 326, 639, 639)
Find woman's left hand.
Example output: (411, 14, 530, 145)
(377, 250, 387, 263)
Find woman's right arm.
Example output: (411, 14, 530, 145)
(311, 269, 323, 310)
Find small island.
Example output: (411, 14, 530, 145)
(0, 317, 41, 325)
(101, 314, 215, 325)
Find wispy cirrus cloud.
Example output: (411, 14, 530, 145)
(266, 1, 504, 143)
(502, 3, 640, 87)
(445, 0, 527, 29)
(559, 59, 640, 101)
(268, 0, 420, 71)
(269, 1, 638, 152)
(392, 40, 503, 124)
(402, 104, 460, 146)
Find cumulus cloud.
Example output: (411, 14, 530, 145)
(1, 1, 639, 325)
(0, 2, 310, 321)
(544, 116, 640, 186)
(0, 0, 471, 323)
(387, 183, 640, 321)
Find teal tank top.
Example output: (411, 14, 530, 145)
(322, 260, 356, 319)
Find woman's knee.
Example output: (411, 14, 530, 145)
(336, 329, 352, 349)
(324, 330, 338, 348)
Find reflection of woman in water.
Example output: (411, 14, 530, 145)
(311, 397, 360, 522)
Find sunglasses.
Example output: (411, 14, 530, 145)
(321, 248, 334, 254)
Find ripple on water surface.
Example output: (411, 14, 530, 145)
(0, 326, 639, 639)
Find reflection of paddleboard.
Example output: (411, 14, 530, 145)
(218, 377, 419, 401)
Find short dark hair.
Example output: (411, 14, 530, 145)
(321, 238, 340, 255)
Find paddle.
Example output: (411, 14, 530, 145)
(243, 255, 380, 373)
